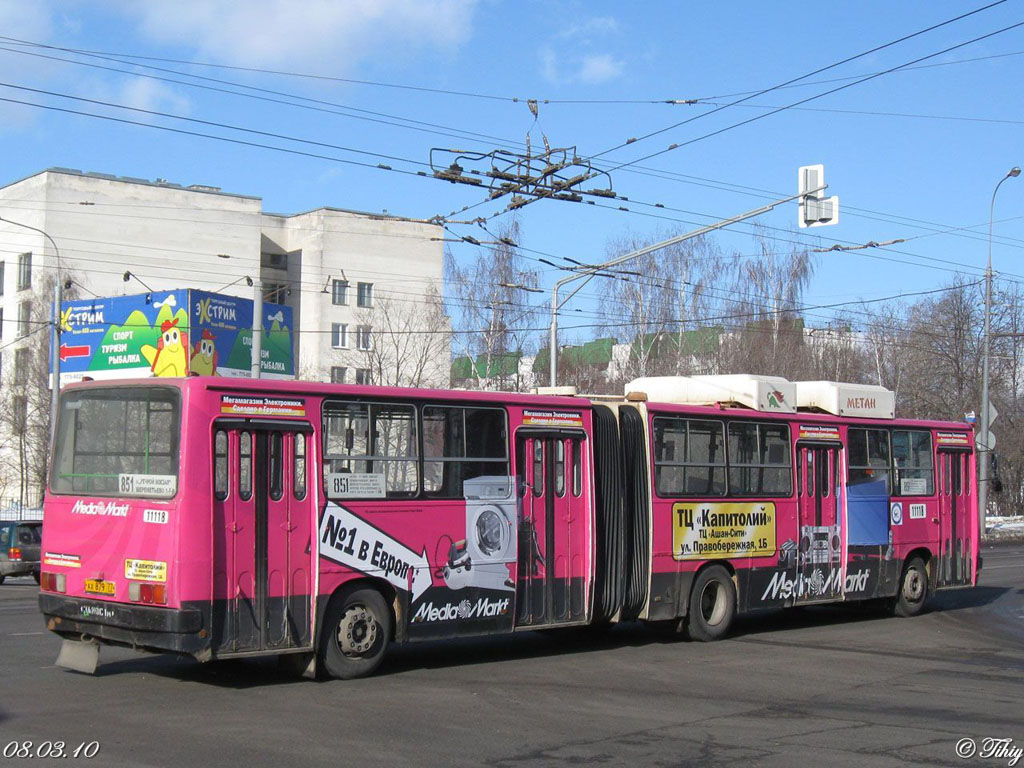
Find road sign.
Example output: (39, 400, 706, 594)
(987, 402, 998, 426)
(976, 430, 996, 451)
(799, 164, 840, 228)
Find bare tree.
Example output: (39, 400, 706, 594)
(0, 272, 78, 507)
(717, 229, 816, 378)
(802, 314, 870, 383)
(896, 277, 982, 420)
(597, 231, 727, 383)
(445, 220, 540, 391)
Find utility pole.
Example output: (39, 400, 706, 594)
(980, 166, 1020, 531)
(251, 277, 263, 379)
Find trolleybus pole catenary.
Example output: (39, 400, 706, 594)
(548, 167, 834, 387)
(980, 166, 1020, 533)
(0, 216, 62, 445)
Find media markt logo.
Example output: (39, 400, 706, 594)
(412, 596, 511, 623)
(71, 500, 130, 518)
(767, 389, 786, 409)
(761, 568, 870, 601)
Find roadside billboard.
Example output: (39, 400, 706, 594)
(58, 289, 294, 386)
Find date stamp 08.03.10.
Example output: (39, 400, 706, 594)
(3, 742, 100, 760)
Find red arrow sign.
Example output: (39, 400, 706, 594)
(60, 344, 90, 362)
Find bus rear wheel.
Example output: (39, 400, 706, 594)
(892, 557, 928, 617)
(686, 565, 736, 641)
(320, 588, 391, 679)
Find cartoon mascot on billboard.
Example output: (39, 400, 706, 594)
(189, 328, 218, 376)
(142, 318, 189, 377)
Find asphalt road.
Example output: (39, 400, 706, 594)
(1, 544, 1022, 768)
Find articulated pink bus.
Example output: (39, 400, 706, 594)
(39, 375, 979, 678)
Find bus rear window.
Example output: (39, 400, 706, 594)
(50, 387, 181, 498)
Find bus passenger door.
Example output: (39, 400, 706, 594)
(212, 422, 315, 656)
(514, 433, 588, 627)
(937, 451, 971, 587)
(795, 443, 843, 603)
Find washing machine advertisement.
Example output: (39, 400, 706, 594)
(317, 475, 519, 640)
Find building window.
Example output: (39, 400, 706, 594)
(357, 282, 373, 308)
(14, 347, 28, 385)
(17, 253, 31, 291)
(331, 323, 348, 349)
(261, 252, 287, 270)
(355, 368, 371, 385)
(263, 282, 288, 304)
(17, 301, 30, 338)
(12, 394, 27, 433)
(330, 366, 347, 384)
(356, 325, 372, 350)
(332, 279, 349, 306)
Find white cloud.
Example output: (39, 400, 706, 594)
(539, 13, 625, 86)
(578, 54, 623, 84)
(118, 77, 192, 116)
(121, 0, 478, 74)
(539, 49, 624, 86)
(558, 16, 619, 40)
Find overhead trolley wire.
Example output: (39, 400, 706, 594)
(600, 16, 1024, 173)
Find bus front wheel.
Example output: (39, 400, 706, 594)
(686, 565, 736, 641)
(321, 588, 391, 679)
(892, 557, 928, 617)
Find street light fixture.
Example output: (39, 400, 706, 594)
(979, 166, 1020, 532)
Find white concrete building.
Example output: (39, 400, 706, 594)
(0, 167, 448, 505)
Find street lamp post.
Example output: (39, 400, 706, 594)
(979, 166, 1020, 533)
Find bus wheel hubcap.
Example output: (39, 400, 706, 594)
(338, 606, 377, 656)
(904, 569, 923, 601)
(700, 581, 726, 625)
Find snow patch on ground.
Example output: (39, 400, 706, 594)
(985, 515, 1024, 540)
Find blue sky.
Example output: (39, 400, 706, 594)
(1, 1, 1023, 344)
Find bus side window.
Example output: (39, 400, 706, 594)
(269, 431, 284, 501)
(294, 432, 307, 500)
(239, 431, 253, 501)
(533, 440, 544, 497)
(214, 429, 228, 501)
(554, 440, 565, 497)
(572, 440, 582, 497)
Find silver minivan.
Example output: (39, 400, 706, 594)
(0, 521, 42, 584)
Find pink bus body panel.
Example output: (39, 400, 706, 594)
(39, 377, 976, 664)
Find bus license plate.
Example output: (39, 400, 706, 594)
(84, 579, 115, 596)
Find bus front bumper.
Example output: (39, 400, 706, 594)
(39, 593, 209, 656)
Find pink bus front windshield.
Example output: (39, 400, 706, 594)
(47, 385, 181, 602)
